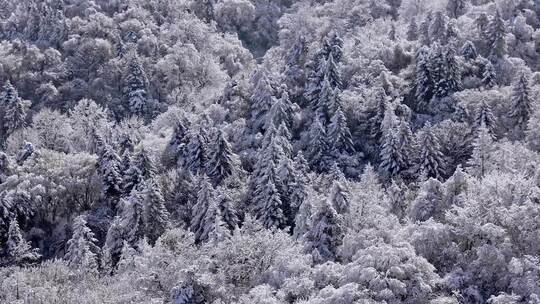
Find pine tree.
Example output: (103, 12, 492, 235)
(305, 200, 344, 263)
(475, 13, 489, 40)
(293, 193, 312, 241)
(461, 41, 478, 61)
(142, 179, 170, 244)
(467, 123, 494, 177)
(379, 129, 407, 179)
(482, 61, 497, 89)
(486, 11, 506, 59)
(185, 128, 208, 175)
(102, 216, 124, 273)
(116, 240, 137, 274)
(267, 89, 294, 130)
(97, 143, 123, 199)
(417, 122, 446, 180)
(474, 100, 497, 138)
(1, 82, 28, 137)
(329, 179, 350, 214)
(120, 192, 145, 247)
(190, 175, 213, 243)
(250, 70, 276, 133)
(328, 107, 354, 154)
(254, 172, 285, 229)
(442, 47, 462, 96)
(307, 118, 329, 171)
(284, 36, 308, 101)
(207, 203, 230, 246)
(164, 120, 189, 167)
(216, 189, 239, 232)
(123, 148, 157, 193)
(64, 215, 99, 271)
(429, 12, 447, 44)
(3, 218, 40, 266)
(206, 130, 235, 186)
(414, 46, 434, 111)
(509, 72, 532, 132)
(407, 17, 419, 41)
(123, 52, 151, 118)
(419, 12, 433, 45)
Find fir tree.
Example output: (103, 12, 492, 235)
(379, 129, 407, 179)
(461, 41, 478, 61)
(250, 70, 276, 133)
(254, 172, 285, 229)
(123, 52, 151, 118)
(467, 123, 494, 177)
(216, 189, 239, 232)
(419, 12, 433, 45)
(2, 82, 29, 137)
(142, 179, 170, 245)
(474, 100, 497, 138)
(120, 192, 145, 248)
(509, 72, 532, 132)
(486, 11, 506, 59)
(447, 0, 468, 19)
(417, 122, 446, 180)
(102, 216, 124, 273)
(329, 179, 350, 214)
(123, 148, 157, 193)
(482, 61, 497, 89)
(185, 128, 208, 175)
(64, 215, 99, 271)
(207, 130, 235, 186)
(97, 143, 123, 199)
(190, 175, 213, 243)
(164, 119, 189, 167)
(267, 89, 294, 130)
(328, 107, 354, 154)
(307, 118, 329, 171)
(414, 46, 434, 111)
(3, 218, 40, 266)
(430, 12, 447, 44)
(305, 200, 344, 263)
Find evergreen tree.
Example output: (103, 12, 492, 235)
(120, 192, 145, 247)
(509, 72, 532, 132)
(97, 143, 123, 199)
(267, 89, 294, 130)
(250, 70, 276, 133)
(307, 118, 329, 171)
(467, 123, 494, 177)
(64, 215, 99, 271)
(442, 47, 462, 96)
(142, 179, 170, 245)
(475, 13, 489, 40)
(328, 107, 354, 154)
(474, 100, 497, 138)
(461, 41, 478, 61)
(123, 148, 157, 193)
(482, 61, 497, 89)
(102, 216, 124, 273)
(366, 88, 388, 141)
(123, 52, 151, 118)
(284, 36, 308, 101)
(407, 17, 419, 41)
(254, 171, 285, 229)
(419, 12, 433, 45)
(206, 202, 230, 246)
(379, 129, 407, 179)
(190, 175, 213, 243)
(329, 179, 350, 214)
(429, 12, 447, 44)
(206, 130, 235, 186)
(305, 200, 344, 263)
(3, 218, 40, 266)
(216, 189, 239, 232)
(1, 82, 28, 137)
(164, 119, 189, 167)
(417, 123, 446, 180)
(486, 11, 506, 59)
(185, 128, 208, 175)
(414, 47, 434, 111)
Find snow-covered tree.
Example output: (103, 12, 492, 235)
(163, 119, 189, 167)
(1, 82, 29, 137)
(64, 215, 99, 271)
(486, 11, 506, 59)
(379, 129, 407, 179)
(190, 175, 214, 243)
(250, 70, 276, 133)
(461, 41, 478, 61)
(3, 218, 40, 266)
(267, 89, 294, 131)
(417, 122, 446, 180)
(407, 17, 419, 41)
(446, 0, 468, 19)
(123, 148, 157, 193)
(206, 129, 235, 186)
(509, 72, 532, 133)
(305, 200, 344, 263)
(329, 179, 350, 215)
(185, 128, 208, 175)
(307, 118, 330, 171)
(254, 166, 286, 229)
(474, 100, 497, 138)
(328, 107, 354, 154)
(467, 123, 494, 177)
(123, 51, 152, 119)
(482, 61, 497, 89)
(141, 179, 170, 244)
(97, 143, 123, 200)
(413, 46, 434, 111)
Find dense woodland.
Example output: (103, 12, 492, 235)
(0, 0, 540, 303)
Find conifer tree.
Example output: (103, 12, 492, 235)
(142, 179, 170, 244)
(430, 12, 447, 44)
(164, 120, 189, 167)
(185, 128, 208, 175)
(64, 215, 99, 271)
(1, 82, 29, 137)
(102, 216, 124, 273)
(97, 143, 123, 199)
(379, 129, 407, 179)
(216, 189, 239, 232)
(328, 107, 354, 154)
(414, 47, 434, 111)
(123, 148, 157, 193)
(461, 41, 478, 61)
(417, 123, 446, 180)
(3, 218, 40, 266)
(267, 89, 294, 130)
(207, 130, 235, 186)
(120, 192, 145, 248)
(474, 100, 497, 138)
(284, 36, 308, 100)
(123, 52, 151, 118)
(509, 72, 532, 132)
(467, 123, 494, 177)
(207, 203, 230, 246)
(419, 12, 433, 45)
(329, 179, 350, 215)
(482, 61, 497, 89)
(250, 71, 276, 133)
(486, 11, 506, 59)
(447, 0, 468, 19)
(307, 118, 329, 171)
(254, 172, 285, 229)
(190, 175, 213, 243)
(305, 200, 344, 263)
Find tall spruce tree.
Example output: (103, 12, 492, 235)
(206, 129, 235, 186)
(3, 218, 40, 266)
(142, 179, 170, 244)
(64, 215, 99, 271)
(305, 200, 344, 263)
(417, 122, 446, 180)
(509, 72, 532, 132)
